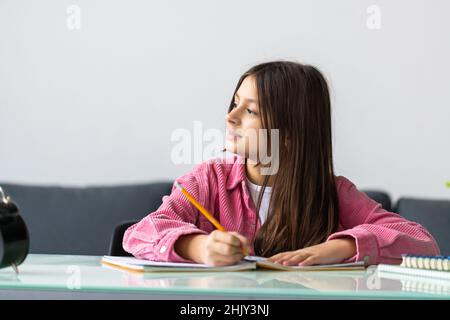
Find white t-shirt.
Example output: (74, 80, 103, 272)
(245, 177, 272, 225)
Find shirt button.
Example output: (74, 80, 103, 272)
(160, 245, 167, 253)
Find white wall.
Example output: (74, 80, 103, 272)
(1, 0, 449, 203)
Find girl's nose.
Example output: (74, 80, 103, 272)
(226, 107, 241, 125)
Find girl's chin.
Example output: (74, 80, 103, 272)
(224, 141, 237, 151)
(224, 143, 242, 155)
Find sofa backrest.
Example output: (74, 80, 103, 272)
(395, 197, 450, 255)
(4, 181, 447, 257)
(0, 182, 173, 255)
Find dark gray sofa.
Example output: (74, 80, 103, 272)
(0, 182, 172, 255)
(1, 182, 448, 256)
(395, 197, 450, 256)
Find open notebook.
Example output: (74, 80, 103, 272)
(101, 255, 366, 272)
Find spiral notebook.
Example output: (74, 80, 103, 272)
(377, 255, 450, 281)
(400, 254, 450, 271)
(101, 255, 366, 273)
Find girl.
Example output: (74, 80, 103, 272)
(123, 61, 440, 267)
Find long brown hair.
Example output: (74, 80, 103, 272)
(227, 61, 340, 257)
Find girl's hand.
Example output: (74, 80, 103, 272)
(200, 230, 251, 267)
(266, 238, 357, 266)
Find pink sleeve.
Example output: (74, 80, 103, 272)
(122, 164, 212, 263)
(327, 176, 440, 265)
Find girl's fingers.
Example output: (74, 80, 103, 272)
(214, 241, 242, 256)
(277, 254, 295, 264)
(281, 252, 310, 266)
(298, 255, 318, 266)
(268, 253, 294, 264)
(266, 255, 279, 262)
(213, 230, 241, 247)
(228, 232, 251, 253)
(267, 252, 292, 262)
(212, 252, 243, 266)
(268, 250, 308, 265)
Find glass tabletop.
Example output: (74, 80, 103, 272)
(0, 254, 448, 299)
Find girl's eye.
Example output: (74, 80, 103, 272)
(230, 102, 257, 115)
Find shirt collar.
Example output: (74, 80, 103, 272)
(225, 155, 247, 191)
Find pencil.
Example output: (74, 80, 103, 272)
(174, 181, 249, 256)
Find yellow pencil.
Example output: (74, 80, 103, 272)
(175, 181, 249, 256)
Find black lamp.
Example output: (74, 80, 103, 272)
(0, 186, 30, 274)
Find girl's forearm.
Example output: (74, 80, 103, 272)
(330, 238, 357, 260)
(174, 234, 208, 264)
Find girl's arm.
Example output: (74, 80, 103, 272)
(174, 233, 209, 264)
(122, 163, 213, 263)
(327, 176, 441, 265)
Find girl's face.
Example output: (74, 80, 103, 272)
(225, 75, 263, 162)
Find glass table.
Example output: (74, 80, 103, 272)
(0, 254, 448, 299)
